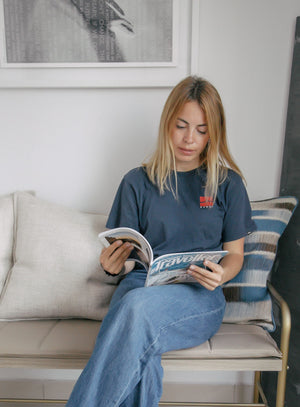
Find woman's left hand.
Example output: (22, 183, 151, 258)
(187, 260, 225, 291)
(187, 237, 245, 291)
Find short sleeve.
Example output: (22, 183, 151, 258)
(106, 176, 140, 232)
(221, 173, 256, 242)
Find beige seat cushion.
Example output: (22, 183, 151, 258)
(0, 321, 281, 370)
(164, 323, 281, 359)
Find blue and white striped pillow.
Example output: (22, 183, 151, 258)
(222, 196, 298, 331)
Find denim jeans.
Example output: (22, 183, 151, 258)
(66, 270, 226, 407)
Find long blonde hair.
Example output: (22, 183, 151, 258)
(144, 76, 244, 200)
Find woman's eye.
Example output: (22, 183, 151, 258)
(176, 125, 186, 129)
(197, 129, 207, 135)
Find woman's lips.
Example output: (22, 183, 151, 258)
(178, 147, 194, 155)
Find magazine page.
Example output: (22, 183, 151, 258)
(98, 227, 153, 270)
(145, 251, 227, 287)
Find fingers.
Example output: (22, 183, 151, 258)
(187, 260, 224, 291)
(100, 240, 133, 275)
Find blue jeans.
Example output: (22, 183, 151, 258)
(67, 270, 226, 407)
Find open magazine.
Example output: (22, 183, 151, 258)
(98, 227, 227, 287)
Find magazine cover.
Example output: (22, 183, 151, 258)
(145, 251, 227, 287)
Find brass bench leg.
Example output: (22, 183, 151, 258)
(267, 282, 291, 407)
(276, 364, 288, 407)
(253, 371, 260, 403)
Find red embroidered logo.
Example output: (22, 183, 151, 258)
(200, 196, 213, 208)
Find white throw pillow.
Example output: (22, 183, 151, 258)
(0, 192, 120, 321)
(0, 194, 14, 295)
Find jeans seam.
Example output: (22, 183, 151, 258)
(114, 302, 225, 406)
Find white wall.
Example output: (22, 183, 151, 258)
(0, 87, 168, 213)
(194, 0, 300, 200)
(0, 0, 299, 403)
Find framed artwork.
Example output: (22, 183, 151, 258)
(0, 0, 195, 87)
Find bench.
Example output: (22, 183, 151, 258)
(0, 192, 296, 406)
(0, 281, 290, 406)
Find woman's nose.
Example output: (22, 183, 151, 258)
(184, 129, 194, 143)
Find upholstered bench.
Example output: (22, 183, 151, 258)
(0, 290, 290, 407)
(0, 284, 290, 407)
(0, 192, 297, 406)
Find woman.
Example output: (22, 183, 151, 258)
(67, 76, 256, 406)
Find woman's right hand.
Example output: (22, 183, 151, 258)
(100, 240, 133, 276)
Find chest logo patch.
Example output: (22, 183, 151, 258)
(199, 196, 214, 208)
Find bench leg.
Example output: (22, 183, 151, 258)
(253, 371, 260, 403)
(276, 369, 288, 407)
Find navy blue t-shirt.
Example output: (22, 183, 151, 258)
(106, 167, 256, 258)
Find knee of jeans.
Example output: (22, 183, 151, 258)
(118, 287, 153, 322)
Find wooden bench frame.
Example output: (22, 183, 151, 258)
(0, 282, 291, 407)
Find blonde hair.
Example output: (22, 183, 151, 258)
(144, 76, 244, 200)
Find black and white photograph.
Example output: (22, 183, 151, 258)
(1, 0, 173, 65)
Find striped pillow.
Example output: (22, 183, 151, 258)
(222, 196, 298, 331)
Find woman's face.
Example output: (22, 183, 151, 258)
(170, 101, 210, 172)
